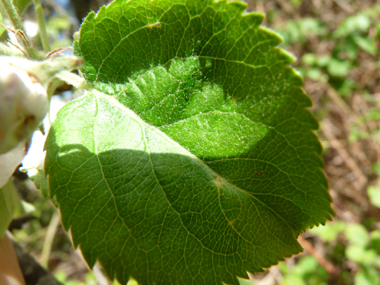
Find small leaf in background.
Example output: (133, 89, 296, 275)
(345, 224, 369, 247)
(345, 40, 360, 60)
(237, 278, 252, 285)
(280, 18, 325, 45)
(376, 22, 380, 38)
(370, 230, 380, 251)
(365, 108, 380, 121)
(346, 245, 377, 265)
(373, 163, 380, 176)
(126, 278, 138, 285)
(302, 53, 318, 65)
(309, 221, 345, 242)
(334, 13, 371, 37)
(304, 68, 324, 81)
(290, 0, 302, 6)
(302, 54, 331, 68)
(353, 36, 377, 56)
(355, 266, 380, 285)
(280, 256, 328, 285)
(327, 59, 351, 77)
(293, 256, 319, 276)
(335, 78, 357, 98)
(367, 185, 380, 208)
(352, 14, 371, 32)
(316, 55, 331, 67)
(281, 275, 305, 285)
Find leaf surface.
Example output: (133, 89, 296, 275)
(45, 0, 333, 284)
(0, 181, 21, 239)
(14, 0, 32, 15)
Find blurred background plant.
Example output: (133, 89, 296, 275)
(245, 1, 380, 284)
(1, 0, 379, 284)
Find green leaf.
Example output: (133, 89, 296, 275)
(27, 165, 49, 198)
(353, 36, 377, 56)
(45, 0, 333, 284)
(293, 256, 319, 277)
(0, 180, 22, 239)
(280, 18, 325, 46)
(309, 221, 345, 242)
(355, 266, 380, 285)
(346, 245, 376, 265)
(237, 278, 252, 285)
(370, 230, 380, 252)
(327, 59, 351, 77)
(13, 0, 32, 15)
(345, 224, 369, 247)
(367, 186, 380, 208)
(0, 13, 5, 37)
(334, 13, 371, 37)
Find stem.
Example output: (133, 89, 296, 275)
(11, 236, 63, 285)
(0, 0, 24, 32)
(0, 233, 25, 285)
(0, 0, 39, 59)
(55, 70, 89, 89)
(297, 235, 337, 275)
(40, 211, 61, 268)
(32, 0, 50, 53)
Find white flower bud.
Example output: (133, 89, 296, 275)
(0, 64, 48, 154)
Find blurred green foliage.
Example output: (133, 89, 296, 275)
(276, 165, 380, 285)
(279, 256, 328, 285)
(55, 270, 97, 285)
(313, 222, 380, 285)
(46, 14, 74, 49)
(279, 4, 380, 98)
(266, 2, 380, 285)
(367, 165, 380, 208)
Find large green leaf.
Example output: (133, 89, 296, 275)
(45, 0, 333, 284)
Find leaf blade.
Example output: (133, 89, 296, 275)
(46, 91, 305, 284)
(46, 0, 334, 284)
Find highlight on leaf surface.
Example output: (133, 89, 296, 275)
(44, 0, 334, 284)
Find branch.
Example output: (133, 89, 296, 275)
(11, 236, 63, 285)
(297, 236, 337, 274)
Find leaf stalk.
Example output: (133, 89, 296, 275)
(0, 0, 24, 32)
(32, 0, 51, 53)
